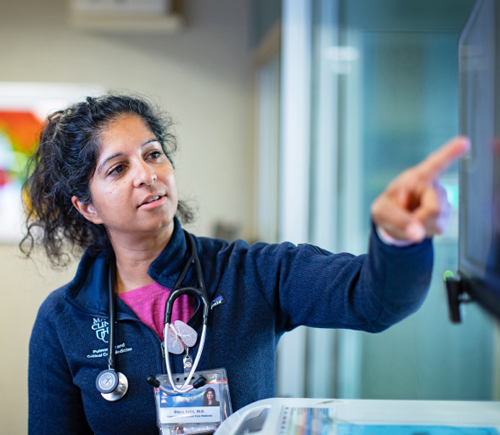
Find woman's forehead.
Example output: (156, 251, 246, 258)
(101, 114, 153, 141)
(98, 115, 156, 152)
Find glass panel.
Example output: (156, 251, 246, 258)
(359, 29, 493, 401)
(310, 0, 495, 400)
(255, 54, 280, 243)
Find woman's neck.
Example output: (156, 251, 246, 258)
(110, 224, 174, 294)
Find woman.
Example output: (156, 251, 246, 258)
(25, 95, 467, 434)
(202, 388, 220, 407)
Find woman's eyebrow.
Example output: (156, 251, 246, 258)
(97, 152, 123, 174)
(97, 139, 159, 174)
(142, 138, 160, 147)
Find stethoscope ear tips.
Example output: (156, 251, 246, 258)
(147, 375, 161, 388)
(193, 376, 207, 389)
(97, 369, 128, 402)
(146, 374, 208, 392)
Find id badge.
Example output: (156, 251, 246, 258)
(154, 368, 232, 435)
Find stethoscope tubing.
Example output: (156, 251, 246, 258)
(162, 232, 210, 395)
(102, 231, 209, 398)
(107, 261, 116, 371)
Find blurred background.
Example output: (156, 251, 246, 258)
(0, 0, 498, 433)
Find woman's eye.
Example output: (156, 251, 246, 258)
(149, 151, 162, 159)
(110, 165, 124, 175)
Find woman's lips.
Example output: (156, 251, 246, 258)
(139, 195, 166, 209)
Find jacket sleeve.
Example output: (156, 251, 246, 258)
(242, 224, 433, 334)
(29, 295, 93, 435)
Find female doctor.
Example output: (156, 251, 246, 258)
(25, 95, 468, 434)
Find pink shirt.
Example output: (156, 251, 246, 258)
(118, 282, 194, 341)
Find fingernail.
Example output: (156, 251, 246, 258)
(405, 222, 426, 242)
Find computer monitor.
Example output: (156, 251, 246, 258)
(453, 0, 500, 321)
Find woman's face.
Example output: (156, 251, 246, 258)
(73, 114, 178, 244)
(206, 390, 214, 400)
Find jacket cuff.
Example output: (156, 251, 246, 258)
(375, 224, 416, 247)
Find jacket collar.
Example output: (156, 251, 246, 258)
(64, 217, 197, 317)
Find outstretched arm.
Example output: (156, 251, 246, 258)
(269, 137, 470, 332)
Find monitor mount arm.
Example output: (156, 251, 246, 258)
(445, 278, 474, 323)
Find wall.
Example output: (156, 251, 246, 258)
(0, 0, 252, 432)
(251, 0, 281, 47)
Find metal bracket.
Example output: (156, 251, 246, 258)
(445, 277, 474, 323)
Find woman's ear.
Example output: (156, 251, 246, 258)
(71, 196, 103, 225)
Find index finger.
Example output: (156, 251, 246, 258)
(416, 136, 470, 181)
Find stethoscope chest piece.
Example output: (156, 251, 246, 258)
(97, 369, 129, 401)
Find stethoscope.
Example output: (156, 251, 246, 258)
(96, 231, 210, 401)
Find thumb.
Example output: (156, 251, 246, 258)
(371, 194, 426, 242)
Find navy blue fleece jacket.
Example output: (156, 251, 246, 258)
(29, 219, 433, 434)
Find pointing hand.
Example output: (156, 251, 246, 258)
(370, 136, 470, 243)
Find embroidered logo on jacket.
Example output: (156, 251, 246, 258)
(87, 342, 133, 359)
(210, 295, 226, 310)
(92, 318, 109, 343)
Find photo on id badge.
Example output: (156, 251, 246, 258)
(160, 383, 222, 423)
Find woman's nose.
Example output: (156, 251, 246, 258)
(133, 161, 156, 187)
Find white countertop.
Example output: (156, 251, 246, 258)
(215, 398, 500, 435)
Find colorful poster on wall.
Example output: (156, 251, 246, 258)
(0, 83, 105, 242)
(0, 111, 43, 242)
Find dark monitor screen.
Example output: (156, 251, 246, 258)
(459, 0, 500, 318)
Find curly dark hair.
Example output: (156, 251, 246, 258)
(20, 94, 194, 268)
